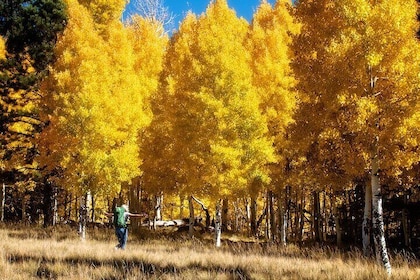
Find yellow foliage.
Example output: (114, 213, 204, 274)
(293, 0, 420, 187)
(140, 0, 275, 200)
(38, 0, 165, 196)
(0, 36, 5, 60)
(77, 0, 126, 32)
(247, 0, 300, 188)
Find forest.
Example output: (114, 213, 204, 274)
(1, 0, 420, 277)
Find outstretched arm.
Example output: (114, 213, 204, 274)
(104, 212, 113, 217)
(127, 212, 148, 218)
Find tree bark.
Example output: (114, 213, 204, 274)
(371, 146, 392, 275)
(215, 200, 222, 247)
(43, 180, 57, 227)
(362, 183, 372, 256)
(332, 194, 342, 248)
(266, 191, 272, 241)
(78, 194, 88, 240)
(402, 192, 411, 248)
(0, 183, 5, 222)
(91, 194, 95, 222)
(313, 191, 321, 243)
(129, 178, 143, 232)
(188, 196, 194, 237)
(155, 193, 163, 221)
(191, 196, 211, 229)
(222, 199, 229, 231)
(297, 190, 305, 245)
(21, 193, 28, 223)
(279, 186, 290, 246)
(322, 192, 327, 242)
(250, 195, 257, 236)
(267, 190, 276, 242)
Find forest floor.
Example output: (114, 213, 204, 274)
(0, 224, 419, 279)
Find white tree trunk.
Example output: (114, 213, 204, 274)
(155, 194, 163, 221)
(266, 191, 272, 241)
(279, 203, 288, 246)
(1, 183, 5, 222)
(362, 183, 372, 256)
(371, 148, 391, 275)
(53, 188, 58, 225)
(215, 200, 222, 247)
(78, 194, 88, 240)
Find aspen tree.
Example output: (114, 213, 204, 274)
(38, 0, 158, 213)
(294, 0, 420, 274)
(247, 0, 300, 242)
(142, 0, 275, 242)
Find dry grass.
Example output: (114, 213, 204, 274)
(0, 225, 418, 279)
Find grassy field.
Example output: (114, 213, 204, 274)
(0, 225, 418, 279)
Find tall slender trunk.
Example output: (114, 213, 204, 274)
(268, 191, 276, 242)
(128, 182, 139, 231)
(266, 191, 272, 241)
(222, 199, 229, 232)
(402, 192, 411, 248)
(322, 192, 327, 242)
(67, 193, 72, 221)
(279, 186, 289, 246)
(215, 200, 222, 247)
(43, 180, 57, 227)
(86, 191, 92, 223)
(298, 190, 305, 245)
(362, 183, 372, 256)
(90, 195, 95, 222)
(78, 194, 88, 240)
(246, 199, 251, 234)
(21, 194, 28, 222)
(371, 146, 392, 275)
(250, 195, 257, 236)
(64, 191, 69, 221)
(153, 193, 163, 230)
(155, 194, 163, 221)
(233, 200, 239, 232)
(332, 194, 342, 248)
(188, 196, 194, 237)
(313, 191, 321, 243)
(0, 183, 5, 222)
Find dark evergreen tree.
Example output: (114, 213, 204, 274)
(0, 0, 67, 224)
(0, 0, 66, 168)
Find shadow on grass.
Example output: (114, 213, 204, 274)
(7, 253, 252, 280)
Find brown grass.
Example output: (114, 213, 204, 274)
(0, 225, 418, 279)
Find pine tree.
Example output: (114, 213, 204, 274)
(0, 0, 66, 188)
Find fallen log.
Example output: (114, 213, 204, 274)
(141, 217, 213, 232)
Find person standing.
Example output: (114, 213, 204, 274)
(106, 204, 147, 250)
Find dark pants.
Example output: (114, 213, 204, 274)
(115, 227, 128, 249)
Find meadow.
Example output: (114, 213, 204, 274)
(0, 225, 418, 280)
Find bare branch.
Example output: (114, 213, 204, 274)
(127, 0, 175, 34)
